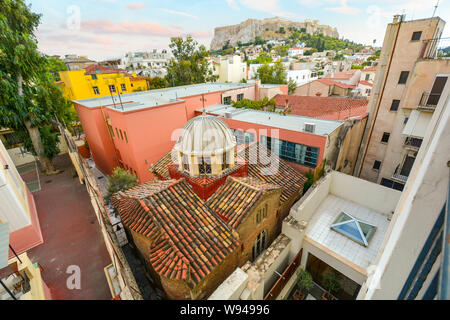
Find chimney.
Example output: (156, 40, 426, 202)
(255, 78, 261, 101)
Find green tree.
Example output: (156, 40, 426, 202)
(148, 76, 169, 89)
(256, 61, 287, 85)
(304, 48, 318, 56)
(0, 0, 73, 174)
(275, 45, 288, 57)
(165, 35, 217, 87)
(106, 167, 138, 201)
(288, 79, 297, 94)
(46, 56, 67, 81)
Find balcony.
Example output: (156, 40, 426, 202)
(404, 136, 423, 151)
(418, 92, 441, 112)
(420, 37, 450, 60)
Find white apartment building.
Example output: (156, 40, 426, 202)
(210, 55, 247, 83)
(119, 50, 171, 78)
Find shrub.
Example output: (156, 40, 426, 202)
(106, 167, 138, 201)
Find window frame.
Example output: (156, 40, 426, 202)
(121, 83, 127, 92)
(93, 86, 100, 95)
(381, 132, 390, 144)
(373, 160, 381, 170)
(109, 84, 116, 93)
(398, 71, 409, 84)
(390, 99, 400, 112)
(411, 31, 422, 41)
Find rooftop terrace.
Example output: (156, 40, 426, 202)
(73, 82, 254, 112)
(204, 104, 343, 136)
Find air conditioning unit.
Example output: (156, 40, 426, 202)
(304, 123, 316, 134)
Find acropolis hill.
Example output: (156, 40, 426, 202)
(210, 17, 339, 50)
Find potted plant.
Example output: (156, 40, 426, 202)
(293, 268, 314, 300)
(322, 270, 340, 300)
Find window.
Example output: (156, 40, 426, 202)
(398, 71, 409, 84)
(222, 153, 228, 171)
(381, 178, 405, 191)
(390, 99, 400, 111)
(199, 157, 212, 175)
(252, 230, 267, 261)
(109, 85, 116, 93)
(261, 136, 319, 168)
(108, 124, 115, 138)
(411, 31, 422, 41)
(223, 96, 232, 105)
(373, 160, 381, 170)
(92, 74, 97, 80)
(404, 117, 409, 124)
(365, 74, 370, 81)
(366, 89, 371, 95)
(115, 128, 119, 138)
(237, 93, 244, 101)
(183, 154, 189, 172)
(381, 132, 390, 143)
(232, 129, 255, 146)
(93, 86, 100, 95)
(124, 131, 128, 143)
(119, 129, 124, 140)
(256, 212, 262, 224)
(330, 212, 377, 247)
(121, 84, 127, 92)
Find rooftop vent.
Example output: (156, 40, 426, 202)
(224, 112, 233, 118)
(304, 123, 316, 134)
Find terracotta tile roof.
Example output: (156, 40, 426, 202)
(111, 179, 239, 285)
(358, 80, 373, 87)
(363, 66, 377, 72)
(274, 94, 368, 121)
(326, 70, 357, 80)
(150, 152, 176, 179)
(84, 64, 132, 77)
(237, 143, 306, 204)
(207, 177, 281, 228)
(317, 78, 356, 89)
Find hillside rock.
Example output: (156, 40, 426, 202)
(211, 17, 339, 51)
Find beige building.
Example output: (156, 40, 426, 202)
(210, 55, 247, 83)
(355, 15, 450, 190)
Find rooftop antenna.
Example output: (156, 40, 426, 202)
(432, 0, 440, 17)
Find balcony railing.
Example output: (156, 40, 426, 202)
(420, 37, 450, 60)
(404, 137, 423, 150)
(418, 92, 441, 111)
(392, 173, 408, 183)
(264, 249, 303, 300)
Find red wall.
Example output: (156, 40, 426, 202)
(220, 118, 327, 174)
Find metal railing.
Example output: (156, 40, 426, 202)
(418, 92, 441, 111)
(404, 137, 423, 150)
(392, 168, 409, 183)
(420, 37, 450, 60)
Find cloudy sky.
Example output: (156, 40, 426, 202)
(29, 0, 450, 61)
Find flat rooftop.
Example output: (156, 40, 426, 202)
(306, 194, 390, 269)
(73, 82, 254, 112)
(203, 104, 343, 136)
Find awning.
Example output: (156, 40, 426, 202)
(0, 222, 9, 269)
(402, 110, 432, 138)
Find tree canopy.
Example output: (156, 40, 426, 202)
(106, 167, 138, 201)
(148, 76, 169, 89)
(165, 35, 218, 86)
(0, 0, 74, 173)
(256, 61, 287, 85)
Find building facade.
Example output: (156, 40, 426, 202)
(58, 65, 149, 101)
(111, 115, 305, 300)
(356, 16, 450, 191)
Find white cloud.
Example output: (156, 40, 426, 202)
(159, 8, 199, 19)
(226, 0, 240, 10)
(326, 0, 360, 15)
(240, 0, 299, 19)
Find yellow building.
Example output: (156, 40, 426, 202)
(58, 65, 149, 101)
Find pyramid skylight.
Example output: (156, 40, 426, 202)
(330, 212, 377, 247)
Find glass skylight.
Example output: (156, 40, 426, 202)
(330, 212, 377, 247)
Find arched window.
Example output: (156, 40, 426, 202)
(182, 154, 189, 172)
(199, 157, 212, 175)
(252, 230, 267, 261)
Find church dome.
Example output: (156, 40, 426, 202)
(174, 115, 236, 156)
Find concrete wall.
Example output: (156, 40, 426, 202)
(359, 17, 446, 183)
(293, 80, 330, 97)
(359, 74, 450, 300)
